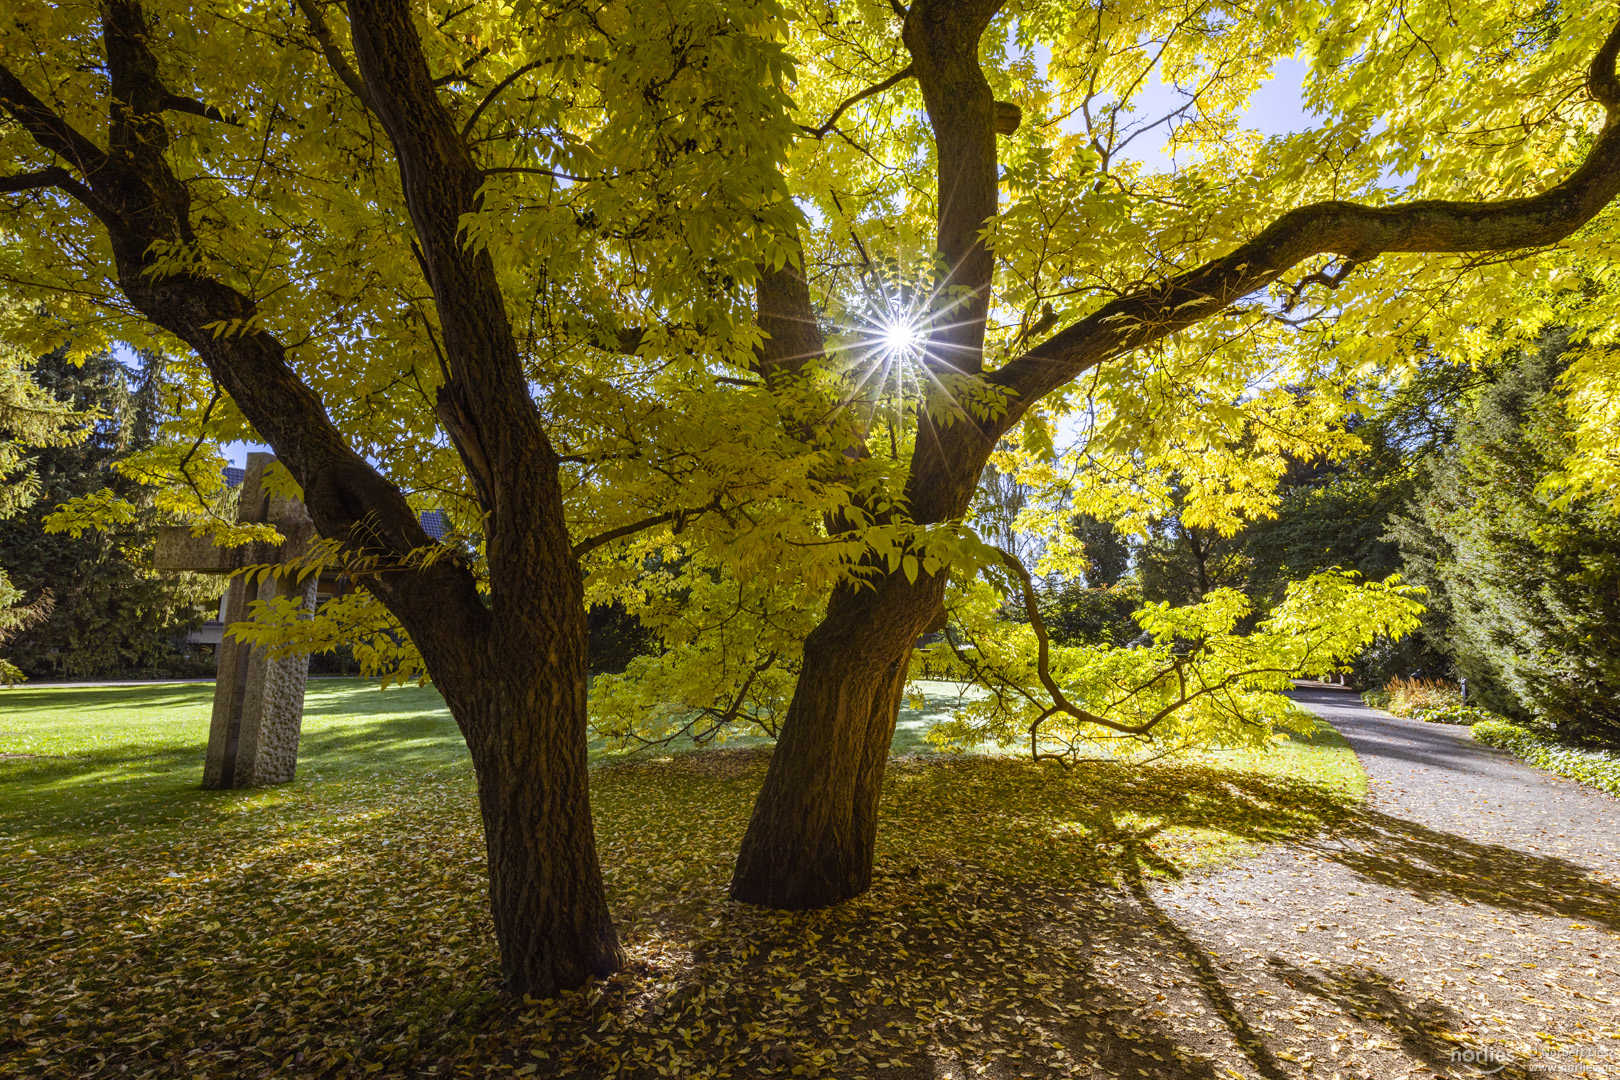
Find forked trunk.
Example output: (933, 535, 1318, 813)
(730, 572, 942, 907)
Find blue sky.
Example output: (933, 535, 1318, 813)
(1074, 54, 1315, 172)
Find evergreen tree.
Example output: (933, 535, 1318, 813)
(0, 310, 89, 683)
(1389, 336, 1620, 745)
(0, 348, 214, 679)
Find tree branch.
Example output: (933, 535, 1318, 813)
(903, 0, 1003, 375)
(1592, 14, 1620, 109)
(433, 44, 489, 86)
(0, 166, 90, 200)
(295, 0, 379, 114)
(346, 0, 572, 558)
(754, 257, 826, 386)
(987, 546, 1309, 754)
(461, 57, 548, 138)
(572, 512, 680, 559)
(0, 64, 110, 197)
(573, 492, 729, 559)
(481, 164, 595, 182)
(162, 93, 242, 126)
(1282, 257, 1362, 313)
(4, 1, 494, 656)
(799, 64, 914, 138)
(992, 15, 1620, 418)
(992, 546, 1153, 735)
(460, 54, 601, 138)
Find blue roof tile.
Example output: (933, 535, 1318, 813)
(419, 509, 451, 539)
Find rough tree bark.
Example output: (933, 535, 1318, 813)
(0, 0, 620, 994)
(730, 571, 946, 906)
(731, 3, 1620, 908)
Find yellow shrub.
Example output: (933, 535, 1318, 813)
(1382, 676, 1463, 718)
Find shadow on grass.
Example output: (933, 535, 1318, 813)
(0, 684, 215, 714)
(0, 682, 469, 841)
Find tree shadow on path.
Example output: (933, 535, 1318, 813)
(1315, 807, 1620, 932)
(1267, 958, 1543, 1080)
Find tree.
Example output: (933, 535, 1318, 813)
(725, 3, 1620, 908)
(1070, 514, 1129, 590)
(0, 347, 215, 679)
(1390, 333, 1620, 745)
(1136, 489, 1251, 605)
(0, 0, 804, 994)
(0, 303, 87, 683)
(4, 0, 1620, 983)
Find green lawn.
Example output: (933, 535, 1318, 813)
(1, 678, 1366, 1079)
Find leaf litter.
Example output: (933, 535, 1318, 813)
(2, 709, 1614, 1078)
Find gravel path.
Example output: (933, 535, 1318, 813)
(1119, 685, 1620, 1080)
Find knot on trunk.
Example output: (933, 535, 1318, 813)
(994, 101, 1022, 135)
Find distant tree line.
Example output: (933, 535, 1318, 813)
(0, 348, 215, 680)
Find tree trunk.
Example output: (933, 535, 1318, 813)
(434, 629, 622, 994)
(730, 571, 943, 907)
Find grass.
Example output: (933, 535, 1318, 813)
(1, 678, 1367, 1079)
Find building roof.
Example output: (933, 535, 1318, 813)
(419, 509, 451, 540)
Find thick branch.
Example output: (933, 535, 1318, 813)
(754, 257, 826, 386)
(0, 65, 111, 216)
(0, 2, 493, 660)
(346, 0, 573, 573)
(1592, 15, 1620, 108)
(993, 16, 1620, 415)
(295, 0, 379, 114)
(0, 165, 90, 200)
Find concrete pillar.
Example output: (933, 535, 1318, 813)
(157, 452, 318, 788)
